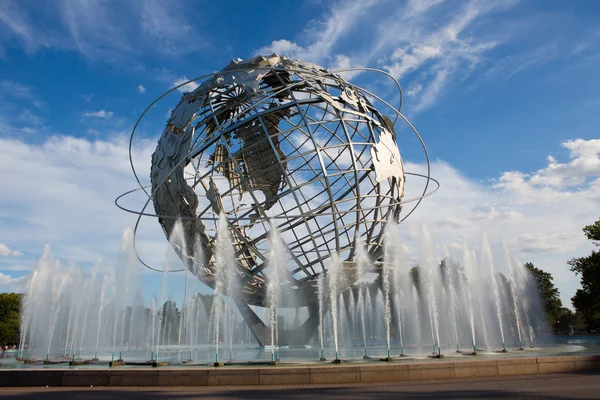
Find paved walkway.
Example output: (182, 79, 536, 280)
(0, 372, 598, 399)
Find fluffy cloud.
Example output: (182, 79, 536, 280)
(0, 134, 597, 306)
(0, 243, 22, 256)
(526, 139, 600, 188)
(137, 84, 146, 94)
(259, 39, 304, 57)
(0, 272, 26, 291)
(82, 110, 113, 118)
(0, 135, 164, 266)
(173, 77, 199, 93)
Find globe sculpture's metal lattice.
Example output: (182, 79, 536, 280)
(117, 54, 437, 345)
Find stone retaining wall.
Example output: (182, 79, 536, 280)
(1, 355, 598, 387)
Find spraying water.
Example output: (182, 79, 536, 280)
(267, 223, 285, 361)
(481, 233, 506, 351)
(382, 221, 396, 358)
(420, 225, 441, 355)
(94, 276, 108, 358)
(462, 245, 477, 352)
(504, 241, 524, 349)
(327, 253, 342, 360)
(19, 222, 545, 362)
(46, 269, 70, 358)
(210, 213, 236, 363)
(394, 292, 405, 355)
(411, 285, 421, 345)
(317, 274, 326, 358)
(355, 240, 370, 355)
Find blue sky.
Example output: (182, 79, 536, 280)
(0, 0, 599, 307)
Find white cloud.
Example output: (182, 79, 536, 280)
(0, 0, 202, 61)
(0, 134, 597, 307)
(0, 135, 164, 266)
(254, 0, 524, 112)
(173, 77, 199, 93)
(525, 139, 600, 188)
(256, 0, 378, 68)
(386, 45, 442, 78)
(82, 110, 113, 118)
(0, 80, 34, 98)
(259, 39, 304, 57)
(0, 262, 32, 271)
(0, 80, 45, 108)
(494, 139, 600, 197)
(406, 84, 423, 97)
(0, 243, 22, 256)
(380, 1, 504, 111)
(137, 84, 146, 94)
(0, 272, 26, 291)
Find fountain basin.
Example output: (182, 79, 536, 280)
(1, 355, 598, 387)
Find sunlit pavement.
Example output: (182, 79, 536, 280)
(0, 372, 599, 399)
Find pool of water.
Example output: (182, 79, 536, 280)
(2, 338, 599, 370)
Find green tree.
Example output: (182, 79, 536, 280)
(569, 218, 600, 328)
(554, 307, 574, 334)
(0, 293, 22, 346)
(583, 219, 600, 246)
(524, 262, 562, 327)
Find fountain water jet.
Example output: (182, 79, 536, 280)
(355, 239, 370, 358)
(504, 241, 524, 350)
(382, 220, 397, 360)
(481, 233, 506, 352)
(327, 253, 342, 361)
(420, 226, 442, 357)
(209, 213, 236, 365)
(317, 275, 326, 361)
(267, 224, 285, 363)
(462, 245, 478, 355)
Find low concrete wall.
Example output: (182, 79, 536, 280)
(1, 355, 598, 387)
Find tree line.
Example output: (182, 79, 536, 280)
(0, 292, 21, 346)
(509, 217, 600, 334)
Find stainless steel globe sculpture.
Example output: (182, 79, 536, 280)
(119, 54, 435, 345)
